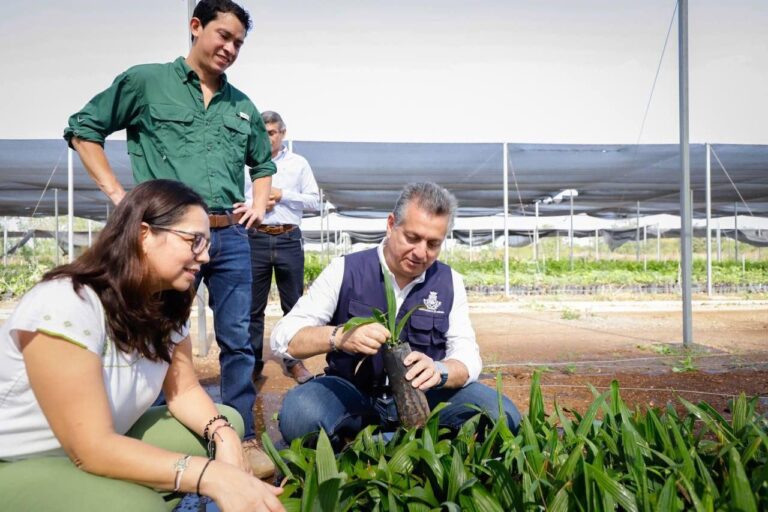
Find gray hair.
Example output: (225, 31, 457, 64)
(261, 110, 286, 131)
(392, 182, 457, 229)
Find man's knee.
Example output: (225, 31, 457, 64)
(438, 382, 522, 433)
(473, 383, 521, 432)
(278, 377, 378, 446)
(278, 384, 327, 442)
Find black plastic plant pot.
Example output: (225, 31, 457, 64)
(382, 343, 430, 429)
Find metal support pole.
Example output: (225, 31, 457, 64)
(636, 201, 641, 262)
(556, 232, 560, 261)
(678, 0, 693, 347)
(569, 195, 574, 270)
(469, 227, 473, 262)
(594, 228, 599, 261)
(643, 225, 647, 271)
(54, 188, 60, 266)
(705, 143, 712, 296)
(325, 201, 331, 263)
(502, 143, 510, 296)
(656, 224, 661, 260)
(534, 201, 539, 262)
(734, 203, 739, 261)
(318, 188, 325, 261)
(3, 217, 7, 266)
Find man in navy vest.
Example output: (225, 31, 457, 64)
(271, 182, 520, 447)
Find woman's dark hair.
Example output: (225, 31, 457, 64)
(43, 180, 209, 363)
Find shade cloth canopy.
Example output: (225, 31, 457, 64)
(1, 140, 765, 220)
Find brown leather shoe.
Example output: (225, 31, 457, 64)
(242, 439, 275, 479)
(286, 360, 314, 384)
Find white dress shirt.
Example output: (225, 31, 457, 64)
(270, 245, 483, 385)
(244, 145, 320, 226)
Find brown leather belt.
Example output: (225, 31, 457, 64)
(256, 224, 297, 235)
(208, 212, 243, 229)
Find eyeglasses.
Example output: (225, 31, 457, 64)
(149, 225, 210, 255)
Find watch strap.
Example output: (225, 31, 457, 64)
(434, 361, 449, 389)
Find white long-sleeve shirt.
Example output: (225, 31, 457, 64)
(244, 145, 320, 226)
(270, 245, 483, 384)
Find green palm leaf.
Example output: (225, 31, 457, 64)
(657, 475, 681, 512)
(381, 263, 397, 335)
(261, 431, 294, 480)
(584, 462, 639, 512)
(728, 448, 758, 512)
(446, 446, 467, 503)
(343, 315, 380, 332)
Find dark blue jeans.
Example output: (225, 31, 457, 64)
(196, 223, 256, 439)
(278, 375, 521, 447)
(247, 228, 304, 376)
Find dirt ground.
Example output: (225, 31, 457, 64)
(192, 297, 768, 443)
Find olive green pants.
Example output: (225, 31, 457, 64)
(0, 405, 243, 512)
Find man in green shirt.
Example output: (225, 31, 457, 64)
(64, 0, 276, 478)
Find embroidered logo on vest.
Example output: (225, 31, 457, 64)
(423, 291, 443, 313)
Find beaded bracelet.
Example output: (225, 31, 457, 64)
(329, 325, 342, 352)
(202, 414, 229, 443)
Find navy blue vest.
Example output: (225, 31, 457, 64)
(326, 248, 454, 391)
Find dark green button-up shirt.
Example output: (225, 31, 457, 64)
(64, 57, 276, 210)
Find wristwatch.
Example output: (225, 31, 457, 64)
(434, 361, 449, 389)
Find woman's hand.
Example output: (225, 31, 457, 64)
(201, 460, 285, 512)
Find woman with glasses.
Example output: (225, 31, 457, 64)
(0, 180, 284, 511)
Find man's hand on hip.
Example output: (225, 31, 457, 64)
(403, 351, 442, 391)
(338, 323, 390, 356)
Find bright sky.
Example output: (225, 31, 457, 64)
(3, 0, 766, 143)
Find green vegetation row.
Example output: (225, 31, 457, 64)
(307, 253, 768, 289)
(263, 373, 768, 511)
(2, 254, 766, 299)
(448, 257, 768, 288)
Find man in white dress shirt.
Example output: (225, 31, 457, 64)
(246, 111, 319, 383)
(270, 182, 520, 448)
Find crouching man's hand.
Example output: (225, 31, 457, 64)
(402, 351, 443, 391)
(338, 323, 390, 356)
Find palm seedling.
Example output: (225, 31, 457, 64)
(343, 262, 430, 427)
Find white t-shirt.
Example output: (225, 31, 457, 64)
(0, 278, 188, 461)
